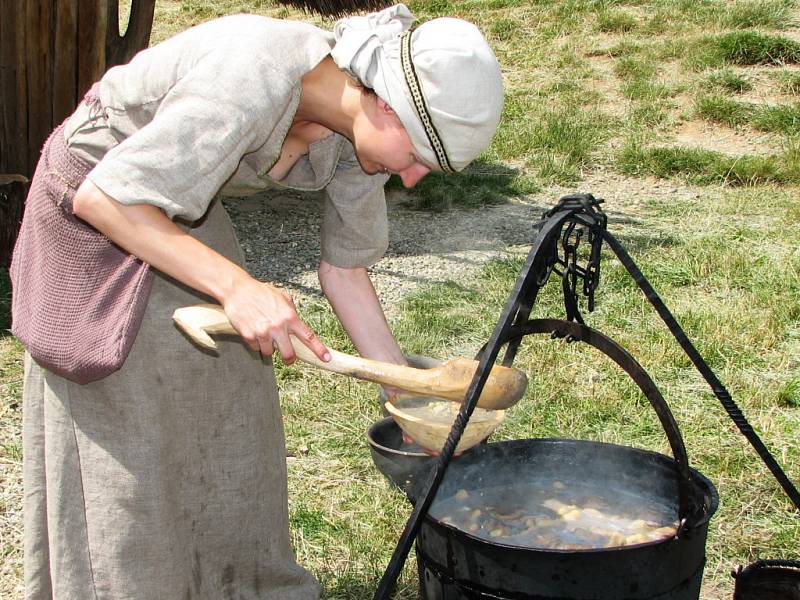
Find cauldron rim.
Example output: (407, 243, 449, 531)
(418, 437, 719, 554)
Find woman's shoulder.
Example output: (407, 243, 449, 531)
(183, 15, 333, 82)
(186, 14, 332, 54)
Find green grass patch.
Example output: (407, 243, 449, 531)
(703, 68, 753, 93)
(657, 0, 796, 30)
(776, 70, 800, 94)
(624, 78, 674, 102)
(752, 103, 800, 135)
(489, 17, 521, 42)
(777, 380, 800, 407)
(614, 56, 658, 82)
(695, 94, 800, 135)
(613, 56, 676, 102)
(525, 106, 613, 184)
(177, 0, 275, 19)
(689, 30, 800, 70)
(290, 503, 328, 540)
(407, 0, 456, 18)
(2, 440, 22, 462)
(488, 92, 614, 185)
(604, 38, 647, 58)
(596, 9, 638, 33)
(629, 102, 671, 128)
(640, 10, 672, 35)
(695, 94, 754, 127)
(718, 0, 797, 29)
(618, 143, 800, 185)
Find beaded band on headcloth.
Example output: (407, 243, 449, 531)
(399, 30, 454, 173)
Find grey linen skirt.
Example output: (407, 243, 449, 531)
(22, 197, 320, 599)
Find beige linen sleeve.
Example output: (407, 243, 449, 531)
(321, 144, 391, 269)
(87, 56, 294, 221)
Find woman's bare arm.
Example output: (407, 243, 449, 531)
(72, 178, 330, 363)
(318, 260, 406, 364)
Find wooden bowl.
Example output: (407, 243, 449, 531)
(384, 395, 505, 454)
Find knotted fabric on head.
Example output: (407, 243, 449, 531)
(332, 3, 504, 172)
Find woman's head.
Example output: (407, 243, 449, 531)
(332, 4, 504, 173)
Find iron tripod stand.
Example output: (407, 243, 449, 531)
(373, 193, 800, 600)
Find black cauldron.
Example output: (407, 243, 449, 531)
(411, 438, 718, 600)
(733, 560, 800, 600)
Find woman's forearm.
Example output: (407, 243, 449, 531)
(73, 179, 249, 302)
(72, 179, 330, 361)
(318, 260, 405, 365)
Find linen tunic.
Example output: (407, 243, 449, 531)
(22, 14, 389, 600)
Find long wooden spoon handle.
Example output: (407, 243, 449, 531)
(172, 304, 527, 409)
(173, 303, 327, 366)
(172, 304, 456, 394)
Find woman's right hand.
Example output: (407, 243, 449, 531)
(221, 277, 330, 364)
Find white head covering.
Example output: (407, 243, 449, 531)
(331, 4, 504, 172)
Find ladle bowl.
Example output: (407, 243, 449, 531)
(385, 395, 505, 454)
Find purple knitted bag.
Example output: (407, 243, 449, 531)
(10, 93, 154, 384)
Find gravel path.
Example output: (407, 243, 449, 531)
(225, 189, 543, 314)
(224, 172, 702, 316)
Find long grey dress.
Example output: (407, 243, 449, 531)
(23, 199, 321, 599)
(17, 14, 390, 600)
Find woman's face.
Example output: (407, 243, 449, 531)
(353, 97, 434, 188)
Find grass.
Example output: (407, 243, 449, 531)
(776, 70, 800, 94)
(614, 56, 677, 103)
(695, 94, 800, 135)
(489, 96, 614, 185)
(753, 103, 800, 134)
(618, 142, 800, 185)
(654, 0, 796, 29)
(778, 380, 800, 407)
(2, 0, 800, 598)
(690, 30, 800, 70)
(695, 94, 755, 127)
(703, 68, 754, 93)
(717, 0, 797, 29)
(596, 9, 638, 34)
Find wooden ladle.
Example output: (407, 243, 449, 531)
(172, 304, 527, 410)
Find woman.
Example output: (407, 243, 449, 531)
(10, 4, 503, 598)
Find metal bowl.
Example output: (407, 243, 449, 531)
(367, 417, 434, 491)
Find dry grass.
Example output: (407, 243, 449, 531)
(0, 336, 24, 598)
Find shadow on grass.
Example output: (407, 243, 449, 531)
(607, 229, 683, 256)
(386, 159, 538, 212)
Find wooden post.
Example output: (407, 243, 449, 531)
(0, 0, 156, 268)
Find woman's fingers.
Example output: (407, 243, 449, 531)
(255, 333, 275, 357)
(268, 324, 330, 365)
(222, 281, 329, 363)
(292, 323, 331, 363)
